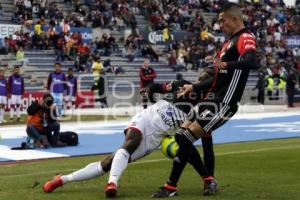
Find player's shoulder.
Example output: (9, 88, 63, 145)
(239, 30, 256, 40)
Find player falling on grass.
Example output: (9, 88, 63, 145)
(152, 3, 258, 198)
(43, 74, 217, 198)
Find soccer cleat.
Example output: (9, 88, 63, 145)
(105, 182, 118, 198)
(43, 175, 63, 193)
(203, 177, 218, 196)
(151, 184, 177, 198)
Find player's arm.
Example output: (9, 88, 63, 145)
(47, 73, 52, 90)
(226, 51, 257, 70)
(7, 76, 12, 97)
(21, 77, 25, 96)
(74, 78, 78, 95)
(192, 76, 215, 94)
(225, 33, 258, 70)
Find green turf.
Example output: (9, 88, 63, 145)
(0, 138, 300, 200)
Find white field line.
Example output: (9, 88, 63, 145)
(1, 144, 300, 178)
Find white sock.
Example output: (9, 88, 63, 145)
(108, 148, 130, 186)
(16, 106, 20, 118)
(61, 161, 104, 184)
(0, 108, 3, 122)
(10, 107, 14, 119)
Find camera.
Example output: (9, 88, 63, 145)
(43, 96, 54, 108)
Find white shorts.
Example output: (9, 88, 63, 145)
(126, 112, 163, 162)
(0, 96, 7, 105)
(64, 95, 76, 102)
(10, 95, 22, 105)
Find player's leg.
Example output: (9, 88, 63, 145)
(106, 128, 142, 197)
(0, 96, 6, 123)
(71, 98, 76, 113)
(16, 95, 22, 121)
(201, 135, 214, 177)
(43, 155, 114, 193)
(10, 95, 16, 121)
(152, 105, 228, 197)
(58, 93, 64, 117)
(0, 103, 4, 123)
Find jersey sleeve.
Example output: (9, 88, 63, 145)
(237, 32, 256, 55)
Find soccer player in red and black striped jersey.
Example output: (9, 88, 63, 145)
(152, 3, 258, 198)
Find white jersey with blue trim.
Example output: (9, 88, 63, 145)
(142, 100, 187, 137)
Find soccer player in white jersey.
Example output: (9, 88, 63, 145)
(43, 79, 216, 197)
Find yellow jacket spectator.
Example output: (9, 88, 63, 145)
(200, 27, 214, 41)
(16, 47, 24, 61)
(162, 27, 170, 41)
(92, 58, 103, 81)
(34, 22, 42, 35)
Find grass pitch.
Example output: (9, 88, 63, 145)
(0, 138, 300, 200)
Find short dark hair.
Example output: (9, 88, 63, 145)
(54, 62, 61, 66)
(68, 67, 74, 71)
(220, 2, 243, 20)
(220, 2, 241, 13)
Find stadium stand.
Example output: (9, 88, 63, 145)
(0, 0, 299, 106)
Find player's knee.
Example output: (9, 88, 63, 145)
(175, 128, 195, 146)
(123, 129, 142, 154)
(115, 148, 130, 159)
(101, 155, 114, 172)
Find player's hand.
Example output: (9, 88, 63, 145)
(165, 83, 172, 91)
(214, 59, 227, 70)
(177, 84, 193, 98)
(204, 55, 214, 63)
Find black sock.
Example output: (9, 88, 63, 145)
(167, 128, 195, 187)
(202, 136, 215, 177)
(188, 145, 210, 178)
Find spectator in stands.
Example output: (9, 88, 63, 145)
(26, 93, 66, 148)
(76, 43, 90, 72)
(8, 66, 24, 122)
(0, 37, 8, 55)
(65, 68, 77, 114)
(64, 32, 75, 60)
(0, 3, 4, 17)
(123, 42, 137, 62)
(139, 59, 157, 109)
(91, 71, 108, 108)
(0, 68, 8, 124)
(168, 50, 178, 72)
(286, 68, 297, 107)
(8, 35, 18, 53)
(253, 72, 265, 105)
(47, 63, 66, 117)
(92, 57, 103, 82)
(55, 33, 66, 61)
(16, 46, 24, 61)
(141, 44, 159, 62)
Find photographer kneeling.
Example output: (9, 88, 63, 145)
(26, 93, 66, 148)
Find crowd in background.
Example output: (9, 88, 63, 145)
(0, 0, 299, 107)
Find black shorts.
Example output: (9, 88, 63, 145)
(187, 102, 238, 134)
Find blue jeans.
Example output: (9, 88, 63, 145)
(26, 124, 43, 141)
(27, 121, 60, 145)
(51, 92, 64, 116)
